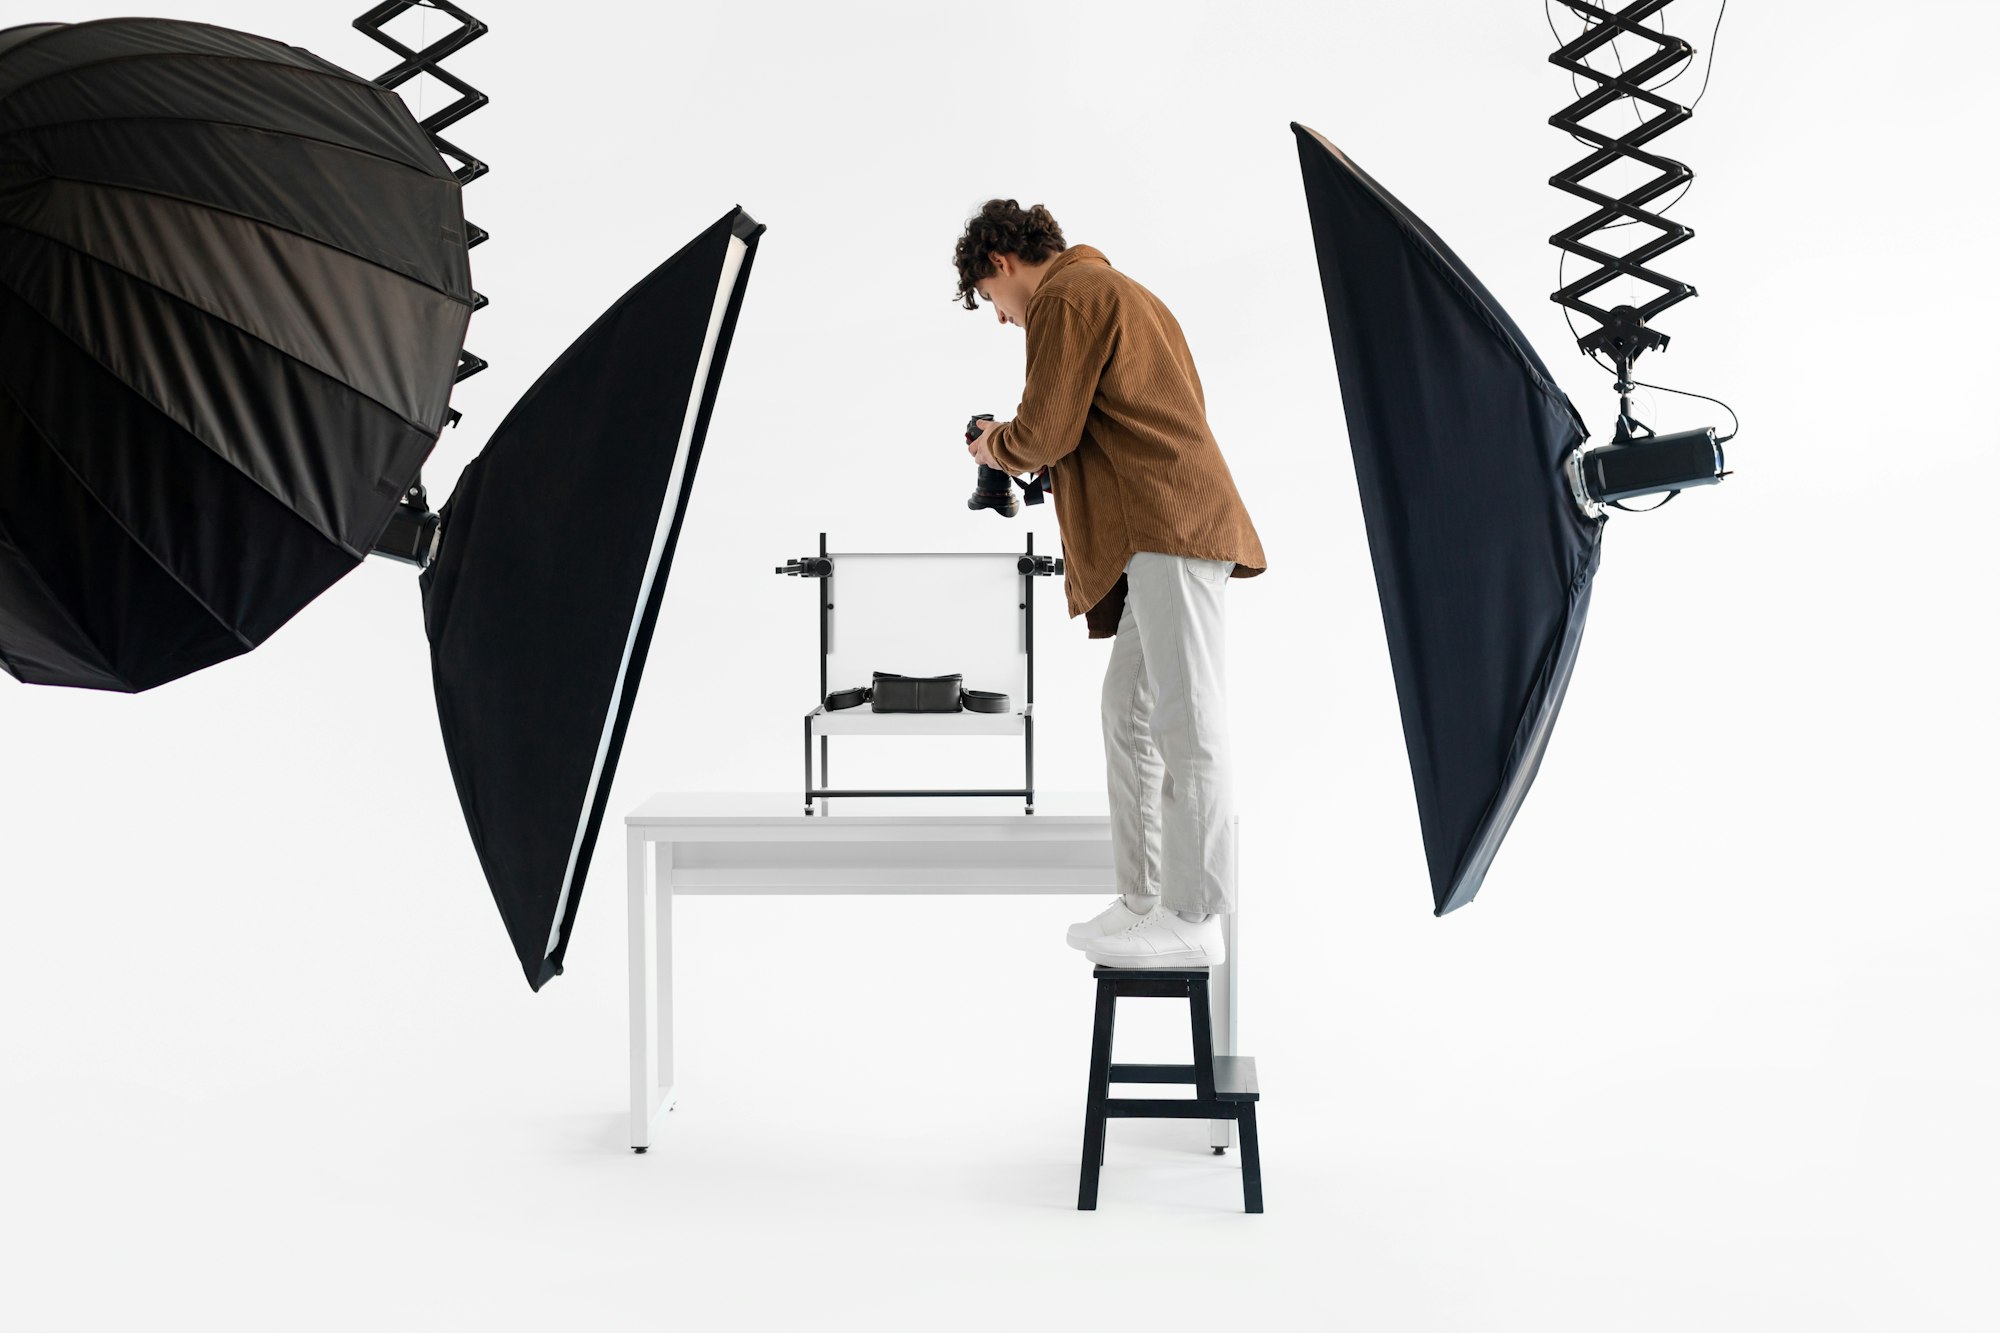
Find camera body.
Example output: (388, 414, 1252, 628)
(965, 413, 1047, 516)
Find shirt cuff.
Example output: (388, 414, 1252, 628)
(987, 423, 1030, 474)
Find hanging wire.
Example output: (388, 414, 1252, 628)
(1594, 359, 1741, 443)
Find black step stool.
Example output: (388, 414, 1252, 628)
(1078, 965, 1262, 1213)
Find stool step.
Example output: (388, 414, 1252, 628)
(1213, 1055, 1259, 1102)
(1108, 1063, 1195, 1085)
(1090, 965, 1210, 981)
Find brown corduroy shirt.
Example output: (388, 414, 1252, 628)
(985, 245, 1265, 638)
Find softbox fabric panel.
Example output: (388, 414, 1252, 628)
(422, 206, 765, 990)
(0, 19, 472, 691)
(1292, 123, 1604, 915)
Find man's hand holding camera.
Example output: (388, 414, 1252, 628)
(967, 417, 1005, 470)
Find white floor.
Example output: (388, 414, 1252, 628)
(4, 868, 1993, 1331)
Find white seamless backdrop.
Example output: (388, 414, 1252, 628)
(1, 3, 1993, 1330)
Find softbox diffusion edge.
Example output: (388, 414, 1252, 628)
(422, 206, 765, 989)
(1292, 122, 1604, 916)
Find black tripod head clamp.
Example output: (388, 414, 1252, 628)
(1578, 303, 1671, 366)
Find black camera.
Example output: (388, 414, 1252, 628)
(966, 413, 1046, 517)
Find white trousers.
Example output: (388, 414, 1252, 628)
(1100, 551, 1236, 915)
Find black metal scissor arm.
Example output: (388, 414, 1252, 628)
(1548, 0, 1697, 362)
(356, 0, 489, 383)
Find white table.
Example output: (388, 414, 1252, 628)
(626, 791, 1240, 1151)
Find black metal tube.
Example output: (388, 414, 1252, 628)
(805, 788, 1034, 799)
(1025, 710, 1034, 813)
(817, 530, 828, 704)
(1025, 531, 1035, 705)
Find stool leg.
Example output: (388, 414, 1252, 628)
(1077, 981, 1117, 1210)
(1237, 1106, 1263, 1214)
(1188, 976, 1217, 1102)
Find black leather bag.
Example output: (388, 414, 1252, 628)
(869, 671, 962, 713)
(823, 673, 1012, 714)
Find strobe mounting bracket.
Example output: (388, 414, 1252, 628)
(1577, 302, 1669, 364)
(372, 480, 443, 567)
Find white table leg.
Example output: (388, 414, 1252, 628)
(656, 838, 676, 1116)
(1210, 908, 1238, 1151)
(629, 829, 675, 1150)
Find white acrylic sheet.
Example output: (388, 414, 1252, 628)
(821, 550, 1028, 705)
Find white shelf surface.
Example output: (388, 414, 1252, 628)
(627, 789, 1108, 824)
(807, 703, 1030, 736)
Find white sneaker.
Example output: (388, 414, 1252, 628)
(1065, 897, 1158, 950)
(1084, 910, 1226, 968)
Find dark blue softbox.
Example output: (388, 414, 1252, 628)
(1293, 123, 1604, 914)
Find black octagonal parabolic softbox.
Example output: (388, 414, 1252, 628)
(422, 206, 764, 990)
(1293, 122, 1605, 916)
(0, 18, 473, 691)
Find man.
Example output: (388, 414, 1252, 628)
(954, 198, 1265, 968)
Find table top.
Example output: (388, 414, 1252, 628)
(627, 790, 1110, 825)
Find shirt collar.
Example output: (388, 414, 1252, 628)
(1030, 244, 1106, 301)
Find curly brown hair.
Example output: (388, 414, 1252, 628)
(953, 199, 1066, 310)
